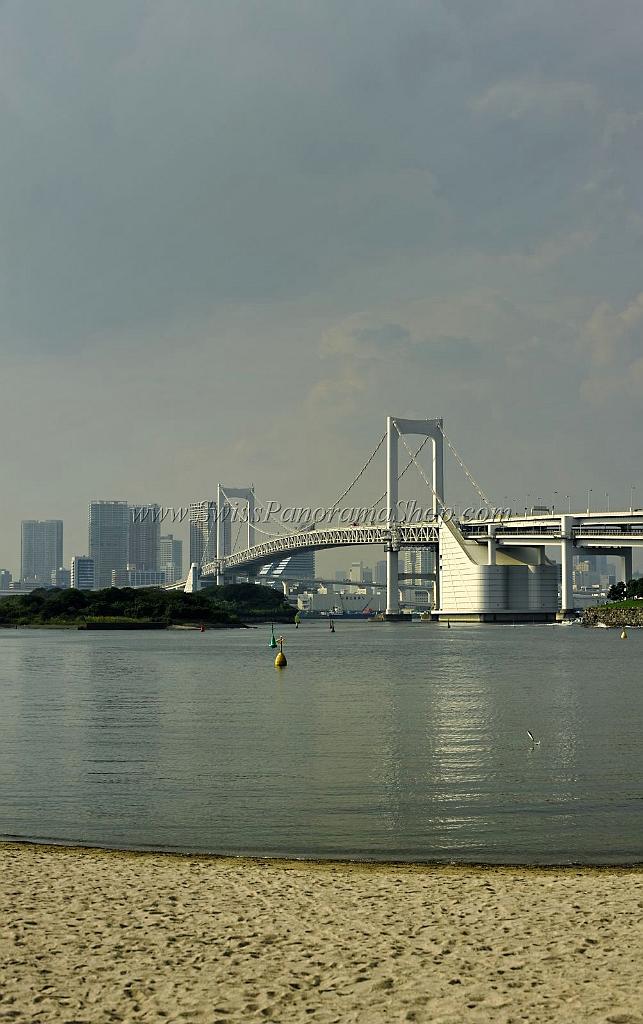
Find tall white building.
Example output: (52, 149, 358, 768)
(88, 501, 129, 589)
(71, 556, 95, 590)
(21, 520, 63, 585)
(160, 534, 183, 583)
(349, 561, 364, 583)
(400, 547, 434, 583)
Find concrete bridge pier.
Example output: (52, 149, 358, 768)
(487, 524, 497, 564)
(385, 417, 400, 616)
(185, 563, 202, 593)
(621, 547, 633, 585)
(560, 515, 574, 616)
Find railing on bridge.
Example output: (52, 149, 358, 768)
(200, 521, 440, 577)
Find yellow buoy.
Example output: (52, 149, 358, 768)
(621, 629, 628, 639)
(274, 635, 287, 667)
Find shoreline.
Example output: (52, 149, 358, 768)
(2, 842, 641, 1023)
(3, 838, 643, 870)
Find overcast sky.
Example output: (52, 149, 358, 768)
(2, 0, 643, 575)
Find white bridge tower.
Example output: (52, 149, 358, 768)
(216, 485, 256, 585)
(386, 417, 444, 617)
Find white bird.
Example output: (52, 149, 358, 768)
(527, 730, 541, 745)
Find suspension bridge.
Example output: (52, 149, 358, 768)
(173, 416, 643, 621)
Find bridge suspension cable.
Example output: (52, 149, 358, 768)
(329, 431, 387, 506)
(251, 490, 305, 538)
(216, 421, 492, 557)
(435, 421, 491, 507)
(251, 519, 293, 538)
(200, 518, 216, 567)
(224, 490, 291, 547)
(253, 432, 389, 539)
(368, 434, 432, 509)
(230, 502, 247, 553)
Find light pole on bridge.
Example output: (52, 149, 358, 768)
(553, 491, 571, 513)
(630, 485, 636, 514)
(586, 488, 592, 514)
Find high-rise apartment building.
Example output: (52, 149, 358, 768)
(160, 534, 183, 583)
(50, 567, 71, 588)
(20, 520, 63, 585)
(0, 570, 12, 590)
(374, 560, 387, 585)
(349, 561, 364, 583)
(88, 501, 129, 589)
(400, 547, 434, 583)
(71, 556, 95, 590)
(348, 561, 372, 587)
(128, 504, 160, 571)
(189, 501, 216, 567)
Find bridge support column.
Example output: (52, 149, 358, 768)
(384, 414, 444, 617)
(560, 515, 574, 616)
(216, 484, 255, 586)
(622, 548, 633, 585)
(386, 416, 400, 615)
(487, 525, 497, 565)
(386, 549, 399, 614)
(216, 484, 226, 584)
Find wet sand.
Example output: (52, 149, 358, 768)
(1, 843, 641, 1023)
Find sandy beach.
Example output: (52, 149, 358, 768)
(0, 844, 641, 1024)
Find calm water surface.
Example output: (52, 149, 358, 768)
(0, 622, 641, 863)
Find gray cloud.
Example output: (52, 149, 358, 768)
(2, 1, 643, 571)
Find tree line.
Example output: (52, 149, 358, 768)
(0, 583, 295, 627)
(607, 578, 643, 602)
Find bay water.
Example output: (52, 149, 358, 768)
(0, 622, 640, 863)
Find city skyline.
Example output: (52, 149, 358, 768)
(2, 485, 642, 585)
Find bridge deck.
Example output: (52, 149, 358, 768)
(164, 512, 643, 589)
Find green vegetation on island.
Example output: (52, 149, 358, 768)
(583, 578, 643, 627)
(0, 584, 296, 629)
(606, 579, 643, 602)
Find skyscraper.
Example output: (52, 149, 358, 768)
(20, 520, 63, 585)
(160, 534, 183, 583)
(400, 547, 434, 583)
(88, 501, 129, 589)
(71, 556, 95, 590)
(128, 504, 160, 571)
(189, 501, 217, 567)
